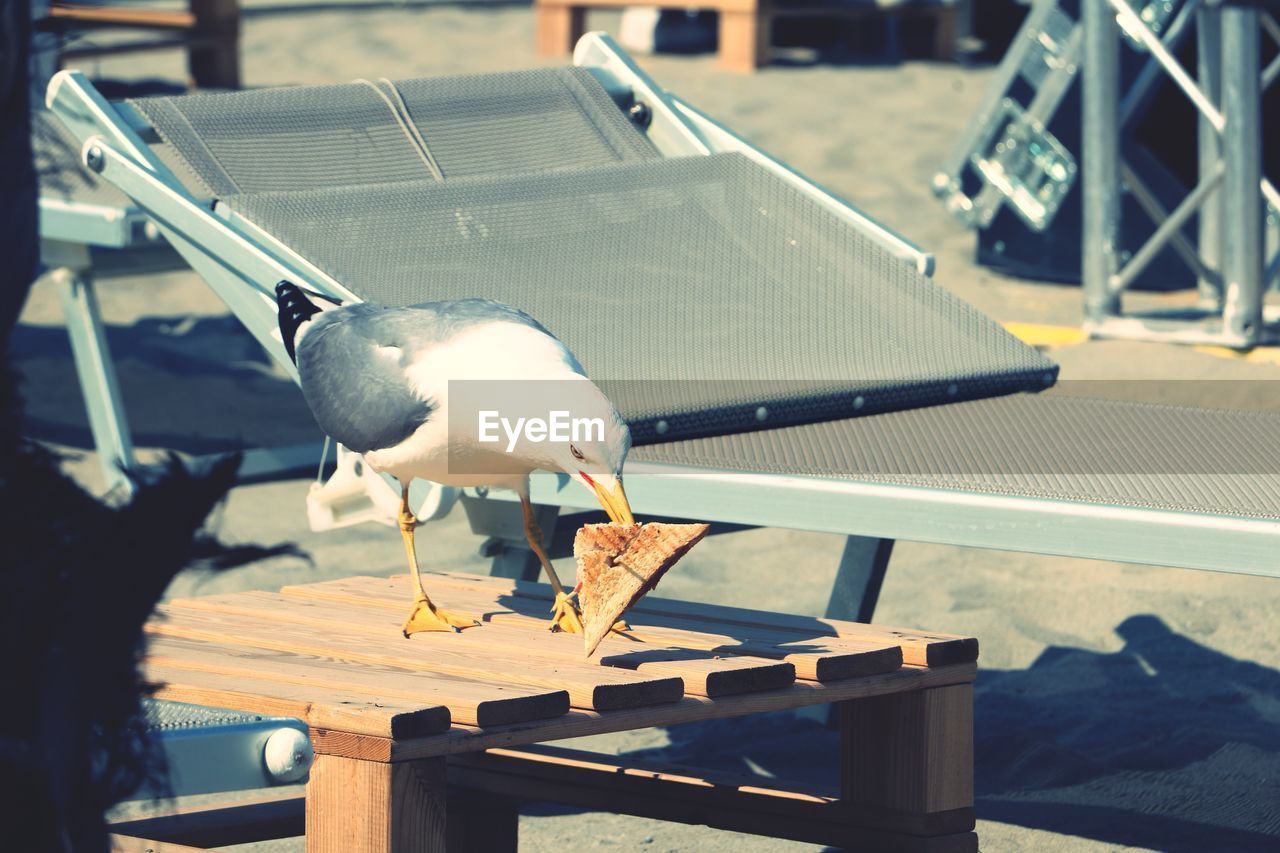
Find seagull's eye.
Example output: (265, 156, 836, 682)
(570, 444, 585, 461)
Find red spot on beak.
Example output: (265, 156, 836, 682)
(579, 471, 595, 487)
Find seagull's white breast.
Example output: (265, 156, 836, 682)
(363, 321, 581, 489)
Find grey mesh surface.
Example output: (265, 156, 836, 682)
(129, 67, 657, 196)
(225, 152, 1055, 442)
(143, 698, 268, 730)
(632, 393, 1280, 519)
(128, 68, 1054, 440)
(35, 109, 131, 208)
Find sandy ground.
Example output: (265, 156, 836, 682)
(15, 3, 1280, 850)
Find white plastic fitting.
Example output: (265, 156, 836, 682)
(263, 727, 313, 784)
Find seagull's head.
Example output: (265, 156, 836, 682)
(544, 378, 634, 525)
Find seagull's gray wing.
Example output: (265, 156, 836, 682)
(295, 304, 441, 453)
(294, 299, 570, 453)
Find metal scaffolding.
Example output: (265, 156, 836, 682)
(936, 0, 1279, 348)
(1084, 0, 1279, 347)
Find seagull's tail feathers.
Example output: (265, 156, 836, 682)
(275, 281, 342, 364)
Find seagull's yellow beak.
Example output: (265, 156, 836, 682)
(591, 477, 634, 525)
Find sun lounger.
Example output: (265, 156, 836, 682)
(45, 34, 1280, 630)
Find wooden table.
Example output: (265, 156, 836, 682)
(44, 0, 241, 88)
(536, 0, 959, 73)
(120, 572, 978, 851)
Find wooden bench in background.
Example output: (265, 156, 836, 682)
(42, 0, 241, 88)
(536, 0, 959, 73)
(111, 572, 979, 851)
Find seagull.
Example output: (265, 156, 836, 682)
(275, 282, 635, 636)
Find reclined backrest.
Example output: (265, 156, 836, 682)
(129, 69, 1058, 443)
(129, 67, 657, 195)
(225, 151, 1057, 442)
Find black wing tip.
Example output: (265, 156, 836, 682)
(275, 280, 344, 307)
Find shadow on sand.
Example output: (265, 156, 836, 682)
(10, 316, 318, 453)
(535, 615, 1280, 851)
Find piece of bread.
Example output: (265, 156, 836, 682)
(574, 521, 710, 657)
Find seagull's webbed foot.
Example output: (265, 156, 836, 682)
(549, 591, 630, 636)
(550, 590, 585, 634)
(403, 597, 480, 636)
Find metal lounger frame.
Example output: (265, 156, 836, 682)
(39, 192, 328, 494)
(45, 35, 1280, 623)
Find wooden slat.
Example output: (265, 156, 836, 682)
(146, 618, 572, 726)
(448, 744, 976, 849)
(154, 602, 682, 712)
(426, 571, 978, 667)
(281, 577, 902, 682)
(312, 578, 898, 681)
(172, 590, 793, 698)
(283, 580, 896, 682)
(142, 663, 449, 739)
(111, 836, 208, 853)
(110, 794, 303, 849)
(598, 647, 794, 696)
(330, 662, 977, 762)
(48, 3, 198, 29)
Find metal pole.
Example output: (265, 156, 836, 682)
(1108, 0, 1224, 129)
(1119, 0, 1200, 123)
(55, 266, 137, 495)
(1083, 0, 1122, 321)
(1120, 163, 1218, 284)
(1111, 163, 1224, 293)
(824, 535, 895, 624)
(1221, 6, 1263, 345)
(1196, 3, 1223, 305)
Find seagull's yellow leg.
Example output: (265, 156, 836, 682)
(519, 497, 582, 633)
(399, 485, 479, 636)
(520, 497, 628, 636)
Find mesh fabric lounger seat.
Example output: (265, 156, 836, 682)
(44, 34, 1280, 591)
(132, 67, 658, 192)
(635, 394, 1280, 520)
(109, 575, 979, 852)
(625, 394, 1280, 572)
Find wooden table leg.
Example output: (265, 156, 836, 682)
(306, 754, 448, 853)
(931, 5, 958, 62)
(719, 10, 770, 73)
(838, 684, 976, 849)
(535, 3, 586, 57)
(189, 0, 240, 88)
